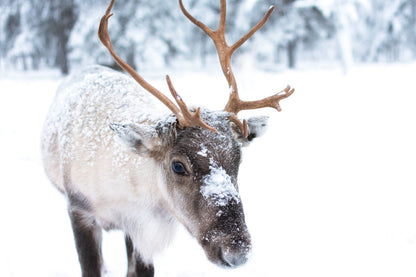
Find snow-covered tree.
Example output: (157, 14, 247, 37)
(0, 0, 77, 73)
(1, 0, 416, 73)
(248, 0, 333, 68)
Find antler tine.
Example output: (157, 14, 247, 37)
(99, 0, 176, 114)
(218, 0, 227, 34)
(230, 85, 295, 114)
(99, 0, 216, 132)
(166, 76, 217, 133)
(179, 0, 276, 101)
(226, 85, 294, 138)
(179, 0, 215, 37)
(180, 0, 291, 138)
(180, 0, 237, 97)
(229, 114, 248, 138)
(230, 6, 275, 55)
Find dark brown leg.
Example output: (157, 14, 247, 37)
(125, 235, 154, 277)
(68, 207, 103, 277)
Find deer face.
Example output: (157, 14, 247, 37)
(111, 111, 269, 267)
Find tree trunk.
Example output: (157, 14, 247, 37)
(287, 40, 296, 69)
(56, 34, 69, 75)
(53, 0, 78, 75)
(411, 0, 416, 58)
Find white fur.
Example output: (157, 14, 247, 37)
(41, 66, 178, 262)
(246, 116, 269, 138)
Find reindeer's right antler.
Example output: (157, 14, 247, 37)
(98, 0, 216, 133)
(180, 0, 294, 137)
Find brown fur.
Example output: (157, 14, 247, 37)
(41, 66, 269, 276)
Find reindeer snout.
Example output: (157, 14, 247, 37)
(200, 227, 252, 268)
(219, 242, 251, 268)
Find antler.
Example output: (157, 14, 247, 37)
(98, 0, 216, 133)
(179, 0, 294, 137)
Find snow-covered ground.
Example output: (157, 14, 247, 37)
(1, 63, 416, 277)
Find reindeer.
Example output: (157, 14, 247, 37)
(41, 0, 294, 276)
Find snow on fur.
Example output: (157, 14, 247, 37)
(41, 65, 172, 173)
(200, 163, 240, 207)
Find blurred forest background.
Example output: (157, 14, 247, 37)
(1, 0, 416, 75)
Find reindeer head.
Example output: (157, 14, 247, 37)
(99, 0, 294, 268)
(110, 110, 269, 267)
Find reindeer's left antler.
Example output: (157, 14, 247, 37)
(99, 0, 217, 133)
(179, 0, 294, 137)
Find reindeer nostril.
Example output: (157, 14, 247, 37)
(201, 236, 210, 246)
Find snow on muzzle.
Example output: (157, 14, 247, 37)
(200, 223, 252, 268)
(198, 164, 252, 268)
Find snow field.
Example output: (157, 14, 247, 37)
(1, 63, 416, 276)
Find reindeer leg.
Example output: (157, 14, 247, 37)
(125, 235, 154, 277)
(68, 207, 103, 277)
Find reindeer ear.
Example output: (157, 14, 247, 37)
(232, 116, 269, 146)
(109, 122, 163, 154)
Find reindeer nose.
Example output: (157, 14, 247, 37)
(220, 232, 252, 268)
(200, 229, 252, 268)
(220, 244, 251, 268)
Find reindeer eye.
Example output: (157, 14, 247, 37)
(172, 161, 187, 176)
